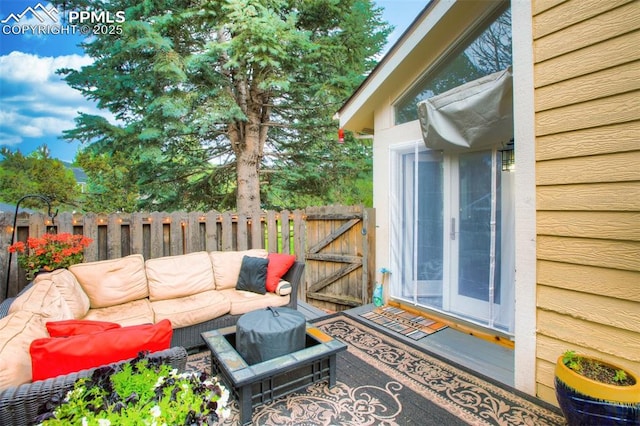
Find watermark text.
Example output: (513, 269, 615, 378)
(2, 3, 125, 37)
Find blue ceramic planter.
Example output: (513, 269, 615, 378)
(554, 356, 640, 426)
(555, 378, 640, 426)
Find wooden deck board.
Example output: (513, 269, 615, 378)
(306, 303, 515, 388)
(297, 300, 330, 320)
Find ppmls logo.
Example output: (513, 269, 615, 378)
(2, 3, 59, 25)
(2, 3, 125, 36)
(2, 2, 67, 35)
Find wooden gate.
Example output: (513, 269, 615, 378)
(302, 205, 375, 312)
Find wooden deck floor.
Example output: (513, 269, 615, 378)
(298, 301, 514, 387)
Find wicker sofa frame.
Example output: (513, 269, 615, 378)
(0, 346, 188, 426)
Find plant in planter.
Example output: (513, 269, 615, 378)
(35, 352, 230, 425)
(555, 350, 640, 426)
(7, 233, 93, 280)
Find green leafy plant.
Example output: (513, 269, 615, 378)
(7, 233, 93, 280)
(34, 352, 230, 425)
(562, 350, 582, 372)
(562, 350, 635, 386)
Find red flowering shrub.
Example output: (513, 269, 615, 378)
(8, 233, 93, 280)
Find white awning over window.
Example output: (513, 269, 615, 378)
(417, 67, 513, 152)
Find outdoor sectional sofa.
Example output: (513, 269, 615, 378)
(0, 248, 303, 425)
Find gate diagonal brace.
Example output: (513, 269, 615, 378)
(307, 218, 361, 254)
(307, 262, 361, 294)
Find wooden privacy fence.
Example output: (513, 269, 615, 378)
(0, 206, 375, 311)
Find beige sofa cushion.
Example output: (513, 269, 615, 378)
(0, 311, 48, 390)
(82, 298, 155, 327)
(219, 288, 290, 315)
(151, 290, 231, 329)
(69, 254, 148, 309)
(146, 252, 215, 302)
(8, 279, 74, 321)
(209, 249, 268, 290)
(33, 269, 90, 318)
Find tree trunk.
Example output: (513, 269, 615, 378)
(230, 101, 266, 216)
(236, 142, 261, 216)
(227, 71, 270, 216)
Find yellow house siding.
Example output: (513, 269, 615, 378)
(537, 122, 640, 160)
(535, 60, 640, 112)
(537, 211, 640, 241)
(534, 1, 639, 62)
(533, 0, 633, 38)
(537, 310, 640, 364)
(538, 260, 640, 302)
(537, 236, 640, 271)
(536, 91, 639, 136)
(535, 30, 640, 88)
(532, 0, 640, 405)
(536, 151, 640, 185)
(537, 181, 640, 211)
(538, 286, 640, 333)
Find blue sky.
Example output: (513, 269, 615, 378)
(0, 1, 427, 162)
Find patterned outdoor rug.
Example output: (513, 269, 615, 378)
(187, 314, 565, 425)
(359, 305, 448, 340)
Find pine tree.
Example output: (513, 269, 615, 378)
(54, 0, 391, 214)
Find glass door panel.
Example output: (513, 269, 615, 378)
(449, 151, 501, 321)
(399, 150, 444, 305)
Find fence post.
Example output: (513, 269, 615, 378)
(205, 210, 219, 252)
(363, 207, 376, 304)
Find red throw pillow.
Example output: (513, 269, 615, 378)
(46, 320, 121, 337)
(265, 253, 296, 293)
(30, 319, 173, 382)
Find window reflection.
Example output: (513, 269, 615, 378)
(395, 7, 512, 124)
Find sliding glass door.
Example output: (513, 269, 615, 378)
(392, 144, 514, 334)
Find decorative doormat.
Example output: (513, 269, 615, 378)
(359, 305, 448, 340)
(186, 314, 565, 425)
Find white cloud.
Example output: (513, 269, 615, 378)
(0, 51, 108, 155)
(19, 116, 73, 137)
(0, 132, 22, 146)
(18, 123, 44, 138)
(0, 51, 92, 83)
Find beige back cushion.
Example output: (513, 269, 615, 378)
(32, 269, 90, 318)
(146, 251, 215, 301)
(8, 279, 74, 320)
(209, 249, 268, 290)
(0, 311, 49, 390)
(69, 254, 148, 309)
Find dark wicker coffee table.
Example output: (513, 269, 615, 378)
(201, 323, 347, 425)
